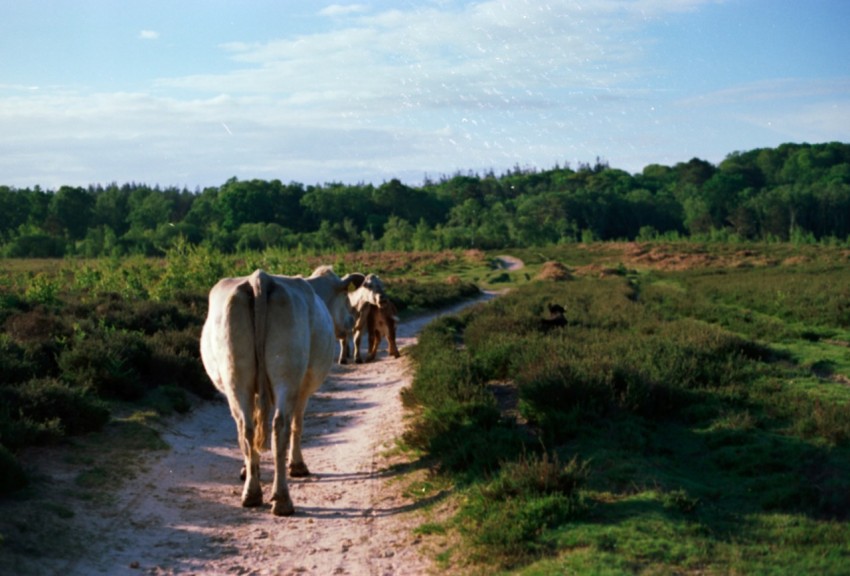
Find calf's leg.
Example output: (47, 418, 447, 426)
(388, 336, 400, 358)
(366, 329, 379, 362)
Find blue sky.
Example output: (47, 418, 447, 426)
(1, 0, 848, 190)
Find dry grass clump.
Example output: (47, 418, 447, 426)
(536, 261, 573, 281)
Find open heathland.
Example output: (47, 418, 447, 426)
(2, 242, 850, 574)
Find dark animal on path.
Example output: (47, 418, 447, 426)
(541, 303, 567, 330)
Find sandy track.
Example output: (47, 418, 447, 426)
(59, 294, 496, 576)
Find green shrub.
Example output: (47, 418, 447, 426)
(0, 444, 27, 495)
(459, 453, 589, 565)
(147, 329, 214, 398)
(419, 403, 525, 477)
(483, 451, 590, 500)
(0, 336, 36, 386)
(0, 378, 109, 450)
(58, 329, 152, 400)
(23, 273, 62, 305)
(786, 394, 850, 446)
(75, 295, 196, 335)
(385, 279, 480, 314)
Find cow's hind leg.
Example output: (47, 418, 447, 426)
(337, 336, 349, 364)
(270, 407, 295, 516)
(288, 388, 313, 478)
(236, 415, 263, 507)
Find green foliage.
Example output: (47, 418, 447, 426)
(4, 143, 850, 257)
(3, 377, 109, 441)
(57, 328, 152, 400)
(453, 452, 589, 565)
(23, 272, 61, 305)
(385, 278, 481, 314)
(151, 238, 227, 300)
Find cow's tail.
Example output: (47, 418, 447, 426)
(250, 269, 273, 452)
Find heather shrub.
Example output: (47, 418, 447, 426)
(57, 328, 152, 400)
(0, 378, 109, 450)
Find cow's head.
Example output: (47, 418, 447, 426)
(360, 273, 389, 307)
(307, 266, 365, 337)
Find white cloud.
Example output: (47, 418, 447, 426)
(319, 4, 368, 17)
(6, 0, 836, 189)
(139, 30, 160, 40)
(160, 0, 655, 120)
(678, 78, 850, 108)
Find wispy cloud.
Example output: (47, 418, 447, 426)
(678, 78, 850, 107)
(319, 4, 368, 17)
(160, 0, 655, 119)
(138, 30, 160, 40)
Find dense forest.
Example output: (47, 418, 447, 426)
(2, 141, 849, 257)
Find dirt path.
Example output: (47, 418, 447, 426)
(57, 293, 497, 576)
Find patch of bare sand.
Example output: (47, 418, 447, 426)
(52, 294, 497, 576)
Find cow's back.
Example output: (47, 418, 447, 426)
(201, 273, 336, 406)
(262, 276, 336, 394)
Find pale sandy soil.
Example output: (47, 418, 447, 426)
(48, 294, 496, 576)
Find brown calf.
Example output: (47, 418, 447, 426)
(367, 300, 400, 361)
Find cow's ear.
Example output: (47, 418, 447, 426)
(341, 273, 366, 290)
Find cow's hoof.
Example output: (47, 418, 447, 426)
(272, 499, 295, 516)
(289, 462, 310, 477)
(355, 358, 363, 364)
(242, 489, 263, 508)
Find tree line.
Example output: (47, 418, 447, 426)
(2, 141, 849, 257)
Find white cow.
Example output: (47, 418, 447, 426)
(200, 267, 363, 516)
(342, 273, 390, 363)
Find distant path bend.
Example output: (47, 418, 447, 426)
(494, 255, 524, 271)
